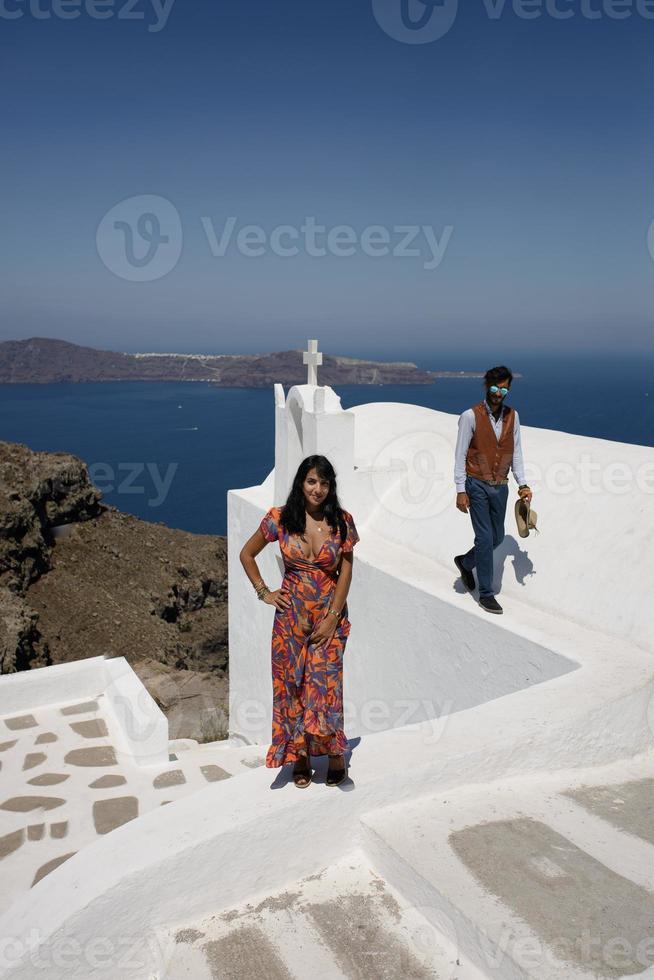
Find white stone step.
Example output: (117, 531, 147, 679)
(360, 750, 654, 980)
(167, 738, 268, 775)
(0, 708, 267, 917)
(156, 848, 490, 979)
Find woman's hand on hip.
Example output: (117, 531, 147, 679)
(264, 588, 291, 612)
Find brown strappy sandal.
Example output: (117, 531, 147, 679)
(292, 755, 312, 788)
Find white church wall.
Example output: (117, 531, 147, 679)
(274, 383, 355, 505)
(227, 483, 578, 747)
(347, 402, 654, 654)
(227, 486, 280, 745)
(228, 378, 653, 748)
(340, 555, 577, 740)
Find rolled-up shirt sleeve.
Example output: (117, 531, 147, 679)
(454, 410, 474, 492)
(511, 411, 527, 486)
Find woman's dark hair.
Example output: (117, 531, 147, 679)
(484, 365, 513, 387)
(280, 455, 348, 544)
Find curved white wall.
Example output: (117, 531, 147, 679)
(347, 402, 654, 653)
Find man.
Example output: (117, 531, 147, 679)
(453, 366, 532, 614)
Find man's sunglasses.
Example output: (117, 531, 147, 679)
(489, 385, 509, 396)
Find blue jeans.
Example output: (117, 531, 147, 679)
(460, 476, 508, 598)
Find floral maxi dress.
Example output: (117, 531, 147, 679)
(258, 506, 360, 768)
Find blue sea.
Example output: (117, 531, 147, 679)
(1, 352, 652, 536)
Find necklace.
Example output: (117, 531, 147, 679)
(306, 511, 327, 531)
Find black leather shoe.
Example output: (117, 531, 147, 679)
(479, 596, 503, 614)
(454, 555, 475, 592)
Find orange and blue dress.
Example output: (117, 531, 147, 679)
(258, 505, 360, 768)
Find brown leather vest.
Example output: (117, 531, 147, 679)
(465, 401, 515, 483)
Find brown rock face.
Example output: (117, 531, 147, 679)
(0, 440, 229, 741)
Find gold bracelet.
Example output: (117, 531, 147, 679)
(328, 607, 340, 618)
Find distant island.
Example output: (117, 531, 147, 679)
(0, 337, 505, 386)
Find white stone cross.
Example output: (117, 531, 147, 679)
(303, 339, 323, 386)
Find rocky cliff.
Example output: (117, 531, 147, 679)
(0, 441, 229, 740)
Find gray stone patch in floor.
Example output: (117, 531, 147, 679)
(22, 752, 47, 771)
(449, 816, 654, 978)
(563, 778, 654, 847)
(252, 890, 301, 916)
(60, 701, 99, 716)
(219, 909, 243, 923)
(240, 757, 265, 769)
(64, 746, 117, 767)
(4, 714, 38, 731)
(153, 769, 186, 789)
(370, 875, 403, 924)
(50, 821, 68, 839)
(93, 796, 138, 834)
(27, 773, 70, 786)
(200, 764, 232, 783)
(160, 800, 172, 805)
(31, 852, 77, 886)
(69, 718, 109, 739)
(27, 824, 45, 841)
(35, 732, 57, 744)
(175, 928, 205, 944)
(0, 829, 25, 859)
(0, 739, 18, 751)
(203, 925, 293, 980)
(305, 893, 432, 980)
(1, 796, 65, 812)
(301, 869, 326, 883)
(89, 774, 126, 789)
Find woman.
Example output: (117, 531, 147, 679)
(239, 455, 359, 788)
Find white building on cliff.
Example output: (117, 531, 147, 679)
(1, 340, 654, 980)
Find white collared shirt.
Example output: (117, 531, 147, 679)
(453, 399, 526, 492)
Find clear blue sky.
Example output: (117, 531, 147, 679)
(2, 0, 652, 361)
